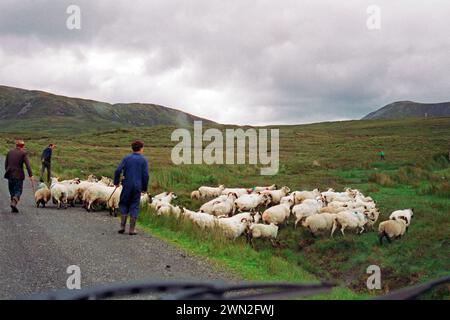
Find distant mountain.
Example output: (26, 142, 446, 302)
(0, 85, 215, 131)
(362, 101, 450, 120)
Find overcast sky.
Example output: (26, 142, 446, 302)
(0, 1, 449, 125)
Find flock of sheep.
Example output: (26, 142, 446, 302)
(34, 177, 414, 245)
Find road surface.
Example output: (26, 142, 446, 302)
(0, 156, 234, 299)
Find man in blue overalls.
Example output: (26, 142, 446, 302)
(114, 140, 149, 235)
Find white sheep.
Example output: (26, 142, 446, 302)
(140, 192, 152, 207)
(389, 209, 414, 228)
(293, 200, 323, 228)
(106, 186, 123, 217)
(234, 193, 271, 212)
(50, 177, 69, 209)
(248, 223, 278, 240)
(211, 193, 238, 217)
(183, 209, 218, 230)
(261, 186, 290, 204)
(292, 188, 320, 204)
(378, 219, 407, 245)
(216, 212, 261, 239)
(199, 185, 225, 198)
(331, 210, 370, 237)
(302, 213, 337, 237)
(262, 199, 293, 225)
(199, 195, 228, 214)
(83, 184, 116, 212)
(253, 184, 277, 192)
(156, 203, 182, 218)
(221, 187, 250, 197)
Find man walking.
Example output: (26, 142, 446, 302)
(40, 143, 55, 183)
(114, 140, 149, 235)
(4, 140, 34, 213)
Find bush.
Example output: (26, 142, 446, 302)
(368, 172, 395, 187)
(419, 181, 450, 198)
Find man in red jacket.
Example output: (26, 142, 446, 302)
(4, 139, 34, 213)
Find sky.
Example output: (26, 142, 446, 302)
(0, 0, 449, 125)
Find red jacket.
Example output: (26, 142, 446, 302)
(4, 148, 33, 180)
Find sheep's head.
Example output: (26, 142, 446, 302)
(282, 186, 291, 194)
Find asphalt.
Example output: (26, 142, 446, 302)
(0, 156, 234, 300)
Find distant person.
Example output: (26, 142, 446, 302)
(379, 150, 385, 161)
(40, 143, 55, 183)
(4, 139, 34, 213)
(114, 140, 149, 235)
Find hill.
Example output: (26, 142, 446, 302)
(362, 101, 450, 120)
(0, 85, 214, 131)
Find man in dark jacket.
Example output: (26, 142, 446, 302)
(40, 143, 55, 183)
(114, 140, 149, 235)
(4, 140, 34, 213)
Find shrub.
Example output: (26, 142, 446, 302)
(368, 172, 395, 187)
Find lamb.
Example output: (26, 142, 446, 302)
(389, 209, 414, 228)
(292, 188, 320, 204)
(302, 213, 337, 237)
(234, 193, 271, 212)
(293, 200, 323, 228)
(261, 186, 290, 204)
(331, 210, 370, 237)
(211, 193, 238, 217)
(378, 219, 407, 245)
(199, 195, 228, 214)
(190, 190, 201, 200)
(199, 185, 225, 199)
(35, 184, 51, 208)
(262, 199, 293, 225)
(50, 177, 69, 209)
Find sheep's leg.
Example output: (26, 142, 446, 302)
(386, 235, 392, 243)
(331, 222, 337, 238)
(340, 225, 346, 236)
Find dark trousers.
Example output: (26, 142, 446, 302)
(40, 161, 51, 183)
(119, 186, 141, 218)
(8, 179, 24, 200)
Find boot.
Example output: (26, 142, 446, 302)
(129, 217, 138, 236)
(10, 197, 19, 213)
(118, 215, 128, 234)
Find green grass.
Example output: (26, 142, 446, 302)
(1, 116, 449, 299)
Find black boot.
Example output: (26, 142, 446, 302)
(129, 217, 138, 236)
(10, 197, 19, 213)
(118, 215, 128, 234)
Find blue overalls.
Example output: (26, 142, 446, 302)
(114, 153, 149, 218)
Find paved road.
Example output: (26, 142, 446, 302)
(0, 157, 234, 300)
